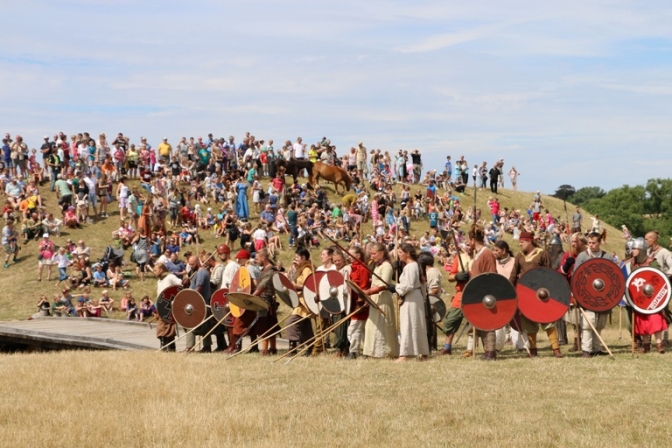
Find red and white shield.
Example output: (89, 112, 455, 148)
(626, 266, 671, 315)
(302, 272, 325, 316)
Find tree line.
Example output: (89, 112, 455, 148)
(553, 179, 672, 242)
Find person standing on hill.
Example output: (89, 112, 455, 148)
(158, 137, 172, 163)
(489, 164, 500, 194)
(411, 149, 422, 184)
(571, 207, 583, 233)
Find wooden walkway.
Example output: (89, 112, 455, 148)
(0, 318, 289, 352)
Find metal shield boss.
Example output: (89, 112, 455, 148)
(156, 284, 181, 324)
(626, 266, 672, 315)
(571, 258, 625, 312)
(319, 271, 345, 315)
(272, 272, 299, 309)
(172, 289, 207, 329)
(516, 268, 571, 323)
(461, 273, 517, 331)
(429, 295, 447, 323)
(229, 268, 252, 317)
(302, 272, 325, 316)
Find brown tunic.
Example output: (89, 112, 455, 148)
(512, 247, 550, 284)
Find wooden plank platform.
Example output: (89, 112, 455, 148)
(0, 317, 289, 352)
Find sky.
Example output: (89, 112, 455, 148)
(2, 1, 672, 193)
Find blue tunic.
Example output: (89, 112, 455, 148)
(236, 182, 249, 219)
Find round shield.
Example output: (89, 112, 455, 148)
(302, 272, 325, 315)
(626, 266, 672, 315)
(345, 279, 387, 317)
(273, 272, 299, 308)
(172, 289, 207, 329)
(210, 288, 234, 327)
(227, 292, 270, 312)
(156, 284, 181, 324)
(229, 267, 252, 318)
(429, 295, 447, 323)
(516, 268, 571, 323)
(462, 273, 517, 331)
(319, 271, 345, 315)
(571, 258, 625, 312)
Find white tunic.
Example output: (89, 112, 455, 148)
(395, 261, 429, 357)
(363, 261, 399, 358)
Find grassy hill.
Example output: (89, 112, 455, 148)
(1, 177, 625, 321)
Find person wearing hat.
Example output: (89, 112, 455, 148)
(183, 254, 215, 353)
(625, 237, 668, 354)
(355, 142, 367, 179)
(511, 231, 565, 358)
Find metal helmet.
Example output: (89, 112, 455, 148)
(625, 239, 635, 257)
(549, 235, 563, 247)
(632, 237, 646, 251)
(217, 244, 231, 255)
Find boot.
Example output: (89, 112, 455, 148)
(657, 343, 665, 354)
(568, 337, 579, 352)
(638, 343, 651, 354)
(440, 347, 452, 355)
(528, 348, 538, 358)
(226, 334, 240, 353)
(553, 348, 564, 358)
(479, 351, 496, 361)
(582, 351, 592, 358)
(461, 350, 473, 358)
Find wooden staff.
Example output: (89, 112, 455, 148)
(472, 325, 477, 360)
(578, 306, 614, 359)
(284, 306, 366, 363)
(310, 259, 325, 356)
(619, 306, 623, 340)
(226, 312, 293, 359)
(631, 310, 636, 358)
(324, 233, 391, 287)
(156, 315, 213, 352)
(185, 312, 232, 353)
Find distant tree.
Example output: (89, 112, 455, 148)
(567, 186, 606, 206)
(644, 178, 672, 218)
(584, 185, 646, 235)
(553, 184, 575, 201)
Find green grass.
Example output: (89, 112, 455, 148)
(1, 176, 626, 321)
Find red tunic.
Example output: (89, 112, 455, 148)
(350, 261, 372, 320)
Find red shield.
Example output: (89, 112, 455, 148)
(319, 271, 345, 315)
(172, 289, 207, 329)
(302, 272, 325, 315)
(516, 268, 571, 323)
(626, 266, 672, 315)
(210, 288, 234, 327)
(571, 258, 625, 312)
(156, 284, 181, 324)
(462, 273, 517, 331)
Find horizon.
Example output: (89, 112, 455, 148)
(2, 1, 672, 194)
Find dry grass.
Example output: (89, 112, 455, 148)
(1, 178, 625, 322)
(1, 327, 669, 447)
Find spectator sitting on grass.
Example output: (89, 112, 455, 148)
(92, 264, 108, 287)
(99, 290, 114, 313)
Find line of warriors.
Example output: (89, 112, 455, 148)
(151, 226, 672, 359)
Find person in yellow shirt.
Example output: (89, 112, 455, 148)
(308, 145, 319, 163)
(157, 137, 172, 163)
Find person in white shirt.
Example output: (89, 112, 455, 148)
(292, 137, 305, 160)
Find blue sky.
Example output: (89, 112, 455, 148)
(2, 1, 672, 193)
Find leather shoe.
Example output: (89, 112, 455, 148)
(440, 347, 452, 355)
(553, 348, 564, 358)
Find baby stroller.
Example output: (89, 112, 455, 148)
(93, 246, 125, 272)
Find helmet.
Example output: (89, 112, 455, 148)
(549, 235, 563, 246)
(632, 237, 646, 251)
(235, 249, 251, 260)
(217, 244, 231, 255)
(625, 240, 635, 257)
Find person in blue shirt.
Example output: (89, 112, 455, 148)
(428, 208, 439, 229)
(445, 156, 452, 180)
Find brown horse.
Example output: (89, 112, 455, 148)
(312, 162, 352, 194)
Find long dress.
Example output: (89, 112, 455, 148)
(236, 182, 249, 219)
(363, 261, 400, 358)
(395, 261, 429, 357)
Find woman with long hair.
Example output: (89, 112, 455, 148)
(363, 243, 399, 358)
(392, 243, 429, 361)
